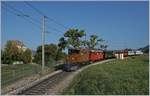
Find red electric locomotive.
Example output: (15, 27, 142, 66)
(64, 48, 89, 71)
(64, 48, 105, 71)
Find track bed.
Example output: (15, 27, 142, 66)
(18, 72, 70, 95)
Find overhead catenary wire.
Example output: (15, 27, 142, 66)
(2, 6, 62, 39)
(23, 1, 65, 35)
(2, 3, 41, 28)
(28, 16, 63, 34)
(3, 2, 63, 35)
(2, 5, 18, 16)
(24, 1, 68, 29)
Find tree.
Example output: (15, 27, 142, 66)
(22, 49, 32, 64)
(2, 40, 32, 64)
(64, 28, 86, 49)
(34, 44, 66, 66)
(58, 37, 68, 51)
(124, 48, 132, 51)
(56, 37, 68, 61)
(2, 40, 23, 64)
(100, 45, 108, 51)
(34, 44, 57, 65)
(138, 45, 149, 53)
(86, 35, 103, 49)
(1, 49, 4, 64)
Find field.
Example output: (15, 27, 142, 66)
(1, 64, 54, 86)
(64, 54, 149, 95)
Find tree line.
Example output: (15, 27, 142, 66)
(1, 28, 107, 65)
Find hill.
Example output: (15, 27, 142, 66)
(64, 55, 149, 95)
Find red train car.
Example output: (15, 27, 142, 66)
(89, 50, 104, 62)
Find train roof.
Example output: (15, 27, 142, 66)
(90, 49, 103, 52)
(68, 48, 104, 52)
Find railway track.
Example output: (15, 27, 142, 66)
(18, 71, 70, 95)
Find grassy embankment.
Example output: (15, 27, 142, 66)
(64, 54, 149, 95)
(1, 64, 55, 86)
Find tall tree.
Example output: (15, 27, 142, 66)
(64, 28, 85, 49)
(56, 37, 67, 61)
(34, 44, 66, 65)
(2, 40, 23, 64)
(22, 49, 32, 64)
(87, 35, 103, 49)
(100, 45, 108, 51)
(58, 37, 68, 51)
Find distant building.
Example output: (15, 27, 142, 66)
(11, 40, 27, 52)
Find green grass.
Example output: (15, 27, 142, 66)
(1, 64, 54, 86)
(64, 54, 149, 95)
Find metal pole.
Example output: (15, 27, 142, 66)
(42, 16, 45, 72)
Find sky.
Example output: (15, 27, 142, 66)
(1, 1, 149, 51)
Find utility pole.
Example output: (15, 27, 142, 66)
(42, 16, 46, 73)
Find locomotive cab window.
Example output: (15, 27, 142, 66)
(68, 49, 80, 54)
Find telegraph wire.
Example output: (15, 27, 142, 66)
(3, 3, 64, 35)
(2, 5, 18, 16)
(3, 2, 28, 17)
(24, 1, 45, 16)
(28, 15, 63, 34)
(23, 2, 65, 34)
(24, 1, 68, 29)
(2, 3, 41, 28)
(2, 6, 40, 28)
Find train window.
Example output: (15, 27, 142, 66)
(68, 49, 80, 54)
(81, 52, 84, 55)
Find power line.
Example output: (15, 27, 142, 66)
(46, 25, 63, 34)
(3, 2, 28, 17)
(8, 2, 64, 34)
(2, 3, 41, 28)
(2, 5, 18, 15)
(24, 1, 45, 16)
(2, 8, 40, 29)
(23, 2, 65, 34)
(47, 17, 68, 29)
(25, 15, 63, 34)
(3, 3, 63, 34)
(24, 1, 68, 29)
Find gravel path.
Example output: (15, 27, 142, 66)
(46, 59, 114, 95)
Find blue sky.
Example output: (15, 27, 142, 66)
(1, 1, 149, 50)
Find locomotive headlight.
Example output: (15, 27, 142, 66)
(72, 57, 74, 60)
